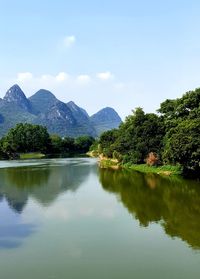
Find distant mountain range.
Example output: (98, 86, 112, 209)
(0, 85, 122, 137)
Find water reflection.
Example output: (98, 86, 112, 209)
(0, 158, 96, 250)
(99, 169, 200, 249)
(0, 158, 96, 214)
(0, 223, 36, 249)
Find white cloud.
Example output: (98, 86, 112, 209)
(17, 72, 33, 82)
(96, 71, 114, 81)
(77, 74, 91, 84)
(56, 72, 70, 82)
(2, 68, 193, 121)
(16, 72, 91, 86)
(41, 74, 53, 81)
(64, 35, 76, 48)
(3, 70, 135, 119)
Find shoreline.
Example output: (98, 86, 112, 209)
(10, 151, 183, 177)
(98, 156, 182, 176)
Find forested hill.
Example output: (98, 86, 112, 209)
(0, 85, 122, 137)
(96, 87, 200, 177)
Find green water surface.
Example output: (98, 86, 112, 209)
(0, 158, 200, 279)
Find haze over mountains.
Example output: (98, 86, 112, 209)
(0, 85, 122, 137)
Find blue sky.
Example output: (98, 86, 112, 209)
(0, 0, 200, 118)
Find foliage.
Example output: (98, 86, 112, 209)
(0, 123, 95, 158)
(112, 150, 123, 162)
(0, 123, 50, 157)
(159, 88, 200, 176)
(145, 152, 160, 166)
(50, 134, 64, 153)
(163, 119, 200, 175)
(93, 88, 200, 177)
(50, 135, 75, 154)
(97, 129, 117, 157)
(99, 108, 165, 164)
(74, 136, 95, 153)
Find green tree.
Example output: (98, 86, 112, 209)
(50, 134, 63, 153)
(163, 119, 200, 175)
(99, 108, 164, 163)
(0, 123, 51, 156)
(158, 88, 200, 175)
(99, 129, 119, 157)
(108, 108, 164, 164)
(62, 137, 75, 153)
(74, 136, 95, 153)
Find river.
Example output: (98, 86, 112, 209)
(0, 158, 200, 279)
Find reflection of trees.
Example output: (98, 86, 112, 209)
(0, 167, 50, 213)
(0, 159, 95, 214)
(99, 169, 200, 249)
(4, 167, 50, 188)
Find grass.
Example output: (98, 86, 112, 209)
(98, 157, 183, 176)
(20, 152, 45, 159)
(125, 164, 183, 176)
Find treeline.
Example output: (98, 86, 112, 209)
(0, 123, 95, 159)
(94, 88, 200, 177)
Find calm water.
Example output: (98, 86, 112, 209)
(0, 158, 200, 279)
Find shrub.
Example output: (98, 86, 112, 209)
(146, 152, 160, 166)
(112, 150, 123, 162)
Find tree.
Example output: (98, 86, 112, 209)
(163, 119, 200, 175)
(74, 136, 95, 153)
(0, 123, 51, 156)
(112, 108, 164, 164)
(50, 134, 63, 153)
(158, 88, 200, 175)
(62, 137, 75, 153)
(99, 129, 119, 157)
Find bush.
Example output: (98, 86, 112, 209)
(112, 150, 122, 162)
(146, 152, 160, 166)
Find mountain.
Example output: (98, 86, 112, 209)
(0, 85, 36, 135)
(29, 90, 97, 137)
(66, 101, 97, 137)
(0, 85, 122, 137)
(66, 101, 90, 123)
(29, 89, 57, 114)
(90, 107, 122, 135)
(4, 84, 32, 112)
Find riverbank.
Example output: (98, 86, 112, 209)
(125, 163, 182, 176)
(20, 152, 45, 159)
(98, 157, 182, 176)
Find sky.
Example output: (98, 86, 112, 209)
(0, 0, 200, 119)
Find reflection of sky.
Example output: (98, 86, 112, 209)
(1, 159, 200, 279)
(0, 158, 99, 251)
(0, 158, 111, 251)
(0, 199, 36, 249)
(22, 171, 119, 223)
(0, 157, 97, 169)
(0, 166, 119, 251)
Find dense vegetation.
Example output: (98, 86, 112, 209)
(94, 88, 200, 177)
(0, 123, 95, 159)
